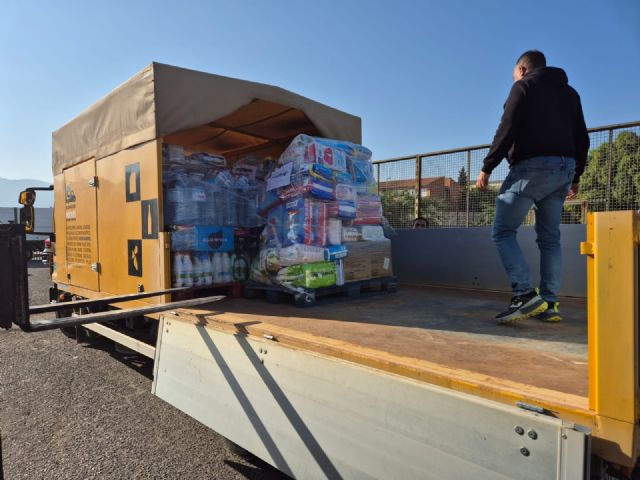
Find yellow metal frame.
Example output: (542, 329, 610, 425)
(53, 139, 170, 308)
(582, 210, 640, 465)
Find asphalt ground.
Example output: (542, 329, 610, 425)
(0, 265, 289, 479)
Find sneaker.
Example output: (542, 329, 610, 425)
(496, 291, 548, 325)
(533, 302, 562, 322)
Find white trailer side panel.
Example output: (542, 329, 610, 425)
(153, 317, 589, 480)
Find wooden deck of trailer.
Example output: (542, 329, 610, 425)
(160, 284, 590, 425)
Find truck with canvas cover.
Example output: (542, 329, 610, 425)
(6, 63, 640, 479)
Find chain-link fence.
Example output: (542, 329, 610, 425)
(375, 121, 640, 229)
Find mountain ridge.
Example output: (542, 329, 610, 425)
(0, 177, 54, 207)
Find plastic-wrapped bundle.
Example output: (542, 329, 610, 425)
(164, 167, 209, 226)
(326, 201, 357, 219)
(163, 145, 186, 178)
(170, 226, 234, 252)
(276, 261, 337, 289)
(250, 247, 281, 281)
(233, 176, 263, 228)
(250, 134, 388, 289)
(280, 134, 372, 175)
(278, 244, 326, 266)
(164, 168, 187, 226)
(284, 197, 327, 247)
(325, 183, 357, 219)
(243, 186, 262, 227)
(187, 152, 226, 169)
(258, 184, 282, 217)
(179, 172, 207, 225)
(262, 203, 286, 248)
(279, 163, 334, 202)
(203, 175, 221, 225)
(349, 156, 378, 195)
(353, 195, 383, 225)
(205, 170, 231, 226)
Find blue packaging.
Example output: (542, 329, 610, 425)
(283, 197, 327, 247)
(306, 177, 335, 200)
(171, 226, 234, 252)
(284, 197, 305, 246)
(264, 204, 285, 248)
(324, 244, 348, 261)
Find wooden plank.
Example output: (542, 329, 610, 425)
(160, 285, 591, 428)
(83, 323, 155, 359)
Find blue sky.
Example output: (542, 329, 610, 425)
(1, 0, 638, 182)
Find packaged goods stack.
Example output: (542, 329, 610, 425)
(163, 145, 264, 288)
(251, 134, 393, 292)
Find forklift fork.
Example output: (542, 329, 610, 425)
(0, 224, 221, 332)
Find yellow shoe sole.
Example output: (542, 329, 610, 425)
(539, 313, 562, 323)
(498, 302, 549, 325)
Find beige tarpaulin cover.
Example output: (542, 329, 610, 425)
(52, 62, 362, 175)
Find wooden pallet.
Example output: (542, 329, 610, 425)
(171, 282, 244, 301)
(243, 277, 397, 307)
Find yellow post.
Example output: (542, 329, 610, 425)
(583, 211, 640, 465)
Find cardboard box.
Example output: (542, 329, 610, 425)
(344, 239, 393, 282)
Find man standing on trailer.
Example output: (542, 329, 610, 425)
(476, 50, 589, 324)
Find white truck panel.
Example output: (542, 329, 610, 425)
(153, 317, 589, 480)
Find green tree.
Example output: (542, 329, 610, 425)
(380, 189, 416, 228)
(579, 131, 640, 211)
(468, 187, 499, 226)
(457, 166, 468, 188)
(419, 196, 450, 226)
(456, 166, 468, 214)
(380, 189, 449, 228)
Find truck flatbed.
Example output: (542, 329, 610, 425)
(163, 284, 590, 425)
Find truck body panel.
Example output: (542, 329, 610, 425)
(61, 158, 100, 290)
(95, 140, 166, 302)
(153, 314, 590, 480)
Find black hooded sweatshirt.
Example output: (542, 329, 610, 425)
(482, 67, 589, 183)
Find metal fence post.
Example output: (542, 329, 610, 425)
(605, 128, 614, 211)
(466, 150, 471, 228)
(415, 155, 422, 220)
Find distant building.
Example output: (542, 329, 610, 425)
(379, 176, 460, 202)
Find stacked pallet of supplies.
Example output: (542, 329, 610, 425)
(251, 134, 393, 290)
(163, 145, 266, 288)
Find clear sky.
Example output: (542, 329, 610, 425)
(1, 0, 638, 182)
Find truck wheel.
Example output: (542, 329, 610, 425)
(56, 309, 77, 339)
(60, 326, 77, 339)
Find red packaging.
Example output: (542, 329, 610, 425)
(303, 198, 327, 246)
(353, 195, 383, 225)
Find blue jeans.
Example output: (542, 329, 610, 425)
(492, 156, 576, 302)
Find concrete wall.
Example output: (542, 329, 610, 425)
(391, 225, 586, 298)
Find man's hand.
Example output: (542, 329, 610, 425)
(566, 183, 579, 200)
(476, 172, 490, 191)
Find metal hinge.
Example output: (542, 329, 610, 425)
(88, 176, 98, 187)
(580, 242, 594, 256)
(516, 401, 553, 416)
(91, 262, 101, 273)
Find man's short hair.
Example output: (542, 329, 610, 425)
(516, 50, 546, 70)
(413, 217, 429, 227)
